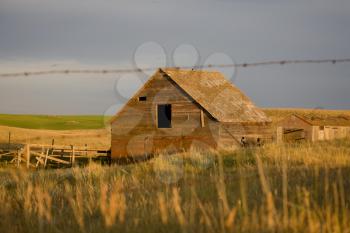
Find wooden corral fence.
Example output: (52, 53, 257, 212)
(0, 143, 111, 168)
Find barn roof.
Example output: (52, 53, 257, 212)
(160, 68, 270, 123)
(291, 114, 350, 127)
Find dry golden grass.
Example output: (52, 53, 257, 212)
(0, 109, 349, 232)
(0, 125, 110, 148)
(0, 139, 349, 233)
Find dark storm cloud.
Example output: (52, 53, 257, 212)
(0, 0, 350, 114)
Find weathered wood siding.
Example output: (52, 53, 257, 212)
(111, 72, 220, 158)
(276, 115, 314, 141)
(321, 126, 350, 140)
(277, 115, 350, 142)
(218, 122, 273, 148)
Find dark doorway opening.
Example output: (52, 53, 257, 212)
(157, 104, 172, 128)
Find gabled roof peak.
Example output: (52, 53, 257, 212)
(159, 68, 271, 123)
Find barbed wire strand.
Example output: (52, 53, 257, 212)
(0, 58, 349, 78)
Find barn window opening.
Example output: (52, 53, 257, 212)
(138, 96, 147, 101)
(157, 104, 172, 128)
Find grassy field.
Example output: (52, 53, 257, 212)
(0, 114, 111, 130)
(1, 108, 349, 130)
(1, 107, 349, 148)
(0, 125, 110, 148)
(0, 139, 350, 233)
(0, 115, 112, 148)
(0, 108, 350, 232)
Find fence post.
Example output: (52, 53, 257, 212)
(86, 144, 92, 165)
(71, 145, 75, 167)
(44, 148, 49, 168)
(17, 150, 21, 167)
(8, 132, 11, 151)
(26, 144, 31, 168)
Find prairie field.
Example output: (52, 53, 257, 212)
(0, 114, 111, 148)
(0, 139, 350, 233)
(0, 108, 350, 233)
(0, 125, 110, 148)
(1, 108, 349, 148)
(0, 114, 110, 130)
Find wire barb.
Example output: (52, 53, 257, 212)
(0, 58, 349, 78)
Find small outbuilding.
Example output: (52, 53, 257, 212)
(110, 68, 272, 159)
(276, 114, 350, 142)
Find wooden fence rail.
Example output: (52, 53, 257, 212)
(0, 143, 111, 169)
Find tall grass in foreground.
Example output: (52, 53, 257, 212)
(0, 139, 350, 233)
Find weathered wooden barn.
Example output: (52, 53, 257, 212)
(110, 68, 272, 159)
(276, 114, 350, 142)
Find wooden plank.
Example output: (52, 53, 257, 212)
(25, 144, 31, 168)
(155, 104, 158, 128)
(0, 152, 14, 157)
(284, 129, 304, 134)
(31, 151, 70, 165)
(86, 144, 92, 164)
(200, 109, 205, 127)
(35, 156, 44, 167)
(29, 144, 108, 152)
(71, 145, 75, 166)
(17, 150, 21, 167)
(44, 149, 49, 168)
(8, 132, 11, 150)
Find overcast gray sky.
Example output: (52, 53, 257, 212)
(0, 0, 349, 115)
